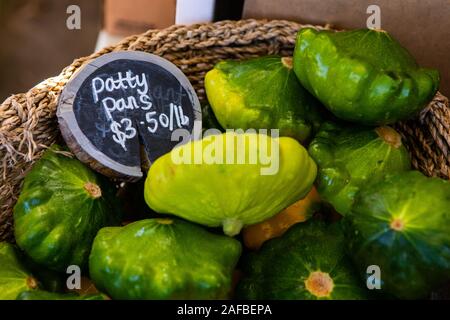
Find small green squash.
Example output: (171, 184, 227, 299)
(205, 56, 323, 142)
(236, 220, 369, 300)
(145, 132, 317, 236)
(14, 145, 122, 272)
(308, 122, 411, 215)
(89, 218, 242, 299)
(345, 171, 450, 299)
(0, 242, 40, 300)
(293, 28, 439, 125)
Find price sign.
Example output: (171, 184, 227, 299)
(57, 51, 201, 181)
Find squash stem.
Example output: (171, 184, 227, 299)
(84, 182, 102, 199)
(223, 218, 243, 237)
(281, 57, 293, 69)
(375, 126, 402, 148)
(305, 271, 334, 298)
(390, 218, 405, 231)
(26, 276, 39, 290)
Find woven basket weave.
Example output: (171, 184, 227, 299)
(0, 19, 449, 242)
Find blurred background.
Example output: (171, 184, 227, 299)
(0, 0, 102, 99)
(0, 0, 448, 101)
(0, 0, 244, 100)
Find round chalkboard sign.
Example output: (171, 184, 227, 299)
(57, 51, 201, 181)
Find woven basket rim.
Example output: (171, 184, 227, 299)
(0, 18, 449, 242)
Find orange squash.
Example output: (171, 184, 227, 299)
(242, 187, 320, 250)
(71, 276, 103, 296)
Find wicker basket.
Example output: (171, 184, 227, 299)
(0, 19, 449, 242)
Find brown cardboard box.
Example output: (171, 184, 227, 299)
(104, 0, 176, 36)
(243, 0, 450, 96)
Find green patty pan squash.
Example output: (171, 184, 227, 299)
(293, 28, 439, 125)
(89, 218, 242, 299)
(345, 171, 450, 299)
(14, 145, 122, 272)
(0, 242, 40, 299)
(309, 122, 411, 215)
(17, 290, 107, 300)
(205, 56, 323, 142)
(237, 221, 369, 300)
(145, 132, 317, 236)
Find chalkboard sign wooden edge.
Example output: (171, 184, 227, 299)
(56, 51, 202, 181)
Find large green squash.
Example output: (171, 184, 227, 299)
(145, 132, 317, 236)
(308, 122, 411, 215)
(0, 242, 40, 300)
(205, 56, 323, 142)
(293, 28, 439, 125)
(236, 220, 369, 300)
(89, 218, 241, 299)
(14, 145, 122, 272)
(345, 171, 450, 299)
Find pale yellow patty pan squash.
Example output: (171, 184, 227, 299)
(144, 132, 317, 236)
